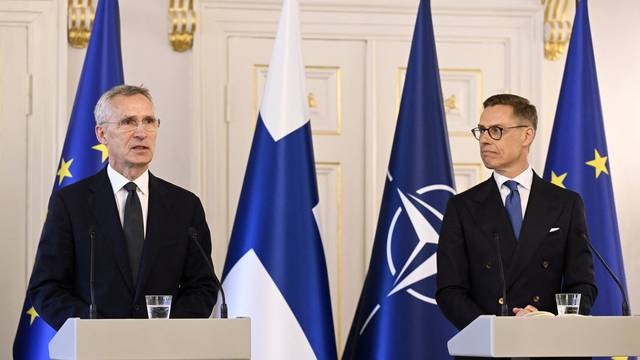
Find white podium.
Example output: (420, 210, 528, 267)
(448, 315, 640, 358)
(49, 318, 250, 360)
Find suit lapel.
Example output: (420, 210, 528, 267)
(134, 172, 173, 300)
(505, 173, 561, 289)
(470, 177, 518, 269)
(89, 167, 134, 293)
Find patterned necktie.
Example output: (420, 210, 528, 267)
(504, 180, 523, 239)
(123, 182, 144, 284)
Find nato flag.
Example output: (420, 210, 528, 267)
(13, 0, 124, 358)
(343, 0, 457, 358)
(543, 0, 629, 330)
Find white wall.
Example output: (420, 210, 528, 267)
(589, 0, 640, 310)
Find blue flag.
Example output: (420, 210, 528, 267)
(13, 0, 124, 358)
(343, 0, 457, 358)
(543, 0, 629, 329)
(220, 0, 337, 359)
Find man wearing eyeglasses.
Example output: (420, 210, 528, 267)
(436, 94, 597, 338)
(28, 85, 217, 330)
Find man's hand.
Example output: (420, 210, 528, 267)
(512, 305, 538, 316)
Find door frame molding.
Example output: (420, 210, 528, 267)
(0, 0, 67, 281)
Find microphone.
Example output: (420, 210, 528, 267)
(493, 232, 509, 316)
(581, 233, 630, 316)
(89, 226, 97, 319)
(188, 227, 228, 318)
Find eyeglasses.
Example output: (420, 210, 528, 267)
(100, 116, 160, 132)
(471, 125, 529, 140)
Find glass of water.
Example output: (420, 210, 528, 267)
(555, 293, 581, 315)
(145, 295, 172, 319)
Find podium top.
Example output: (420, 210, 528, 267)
(448, 315, 640, 358)
(50, 318, 251, 360)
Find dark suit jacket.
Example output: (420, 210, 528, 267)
(28, 167, 217, 330)
(436, 173, 597, 333)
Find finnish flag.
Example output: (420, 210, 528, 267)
(220, 0, 337, 359)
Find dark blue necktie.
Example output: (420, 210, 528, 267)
(504, 180, 522, 239)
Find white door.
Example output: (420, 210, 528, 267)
(0, 1, 62, 356)
(227, 36, 367, 348)
(0, 24, 30, 357)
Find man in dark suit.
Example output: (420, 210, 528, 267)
(29, 85, 217, 330)
(436, 94, 597, 353)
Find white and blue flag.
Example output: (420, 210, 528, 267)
(343, 0, 457, 358)
(221, 0, 337, 359)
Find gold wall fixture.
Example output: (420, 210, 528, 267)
(308, 92, 318, 108)
(68, 0, 95, 49)
(169, 0, 196, 52)
(444, 94, 458, 113)
(542, 0, 572, 61)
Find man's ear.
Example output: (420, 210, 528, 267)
(523, 127, 535, 147)
(95, 124, 107, 145)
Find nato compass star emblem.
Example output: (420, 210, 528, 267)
(359, 171, 455, 335)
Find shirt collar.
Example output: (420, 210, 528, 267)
(493, 165, 533, 190)
(107, 164, 149, 196)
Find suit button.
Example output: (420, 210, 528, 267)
(484, 262, 492, 269)
(498, 297, 504, 305)
(134, 305, 140, 311)
(532, 296, 540, 303)
(542, 260, 550, 269)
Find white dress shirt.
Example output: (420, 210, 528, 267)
(107, 165, 149, 236)
(493, 166, 533, 218)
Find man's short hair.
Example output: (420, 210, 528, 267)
(94, 85, 153, 125)
(483, 94, 537, 130)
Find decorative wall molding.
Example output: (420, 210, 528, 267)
(0, 0, 66, 281)
(396, 66, 484, 137)
(315, 161, 343, 341)
(254, 64, 342, 135)
(453, 163, 485, 192)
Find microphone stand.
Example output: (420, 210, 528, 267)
(189, 228, 228, 318)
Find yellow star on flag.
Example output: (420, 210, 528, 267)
(585, 149, 609, 178)
(551, 171, 568, 188)
(57, 158, 74, 185)
(26, 306, 39, 326)
(92, 143, 109, 163)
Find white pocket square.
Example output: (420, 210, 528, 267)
(549, 227, 560, 233)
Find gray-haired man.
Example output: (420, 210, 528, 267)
(29, 85, 216, 330)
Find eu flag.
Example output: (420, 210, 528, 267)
(220, 0, 337, 358)
(543, 0, 629, 329)
(343, 0, 457, 358)
(13, 0, 124, 358)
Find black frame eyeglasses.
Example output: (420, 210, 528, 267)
(471, 125, 529, 140)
